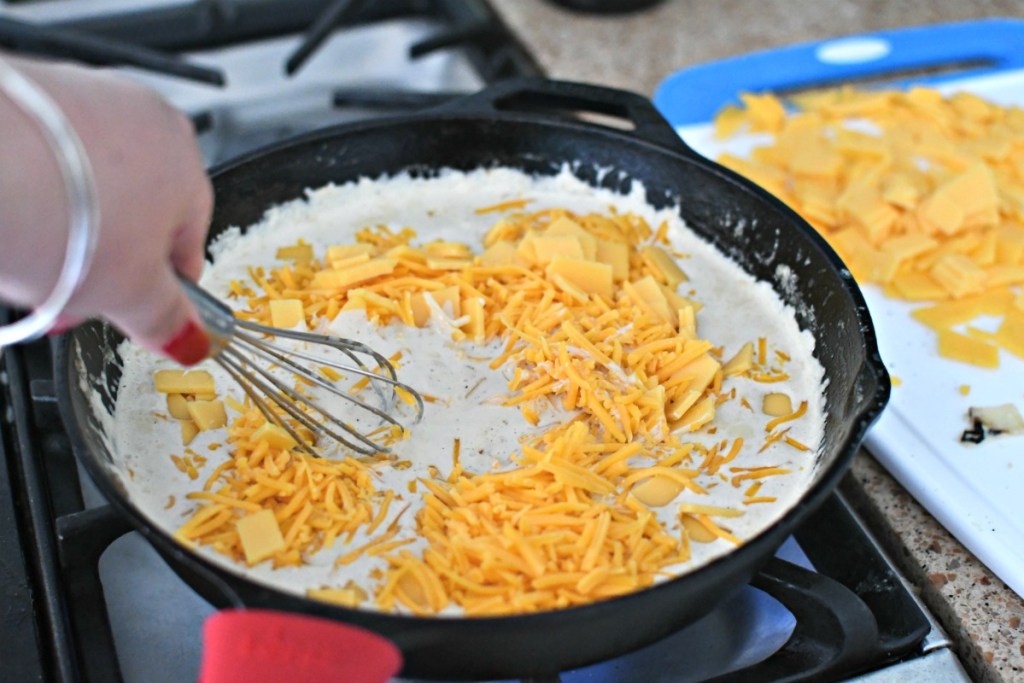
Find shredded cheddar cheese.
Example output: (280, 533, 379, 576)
(175, 404, 377, 569)
(168, 204, 818, 616)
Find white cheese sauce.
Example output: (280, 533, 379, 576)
(111, 167, 826, 610)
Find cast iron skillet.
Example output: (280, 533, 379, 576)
(56, 79, 889, 680)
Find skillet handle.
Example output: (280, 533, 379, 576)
(439, 78, 690, 153)
(705, 557, 880, 683)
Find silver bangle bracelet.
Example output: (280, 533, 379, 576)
(0, 57, 99, 347)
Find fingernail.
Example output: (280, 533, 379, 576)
(162, 319, 210, 366)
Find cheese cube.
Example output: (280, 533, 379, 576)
(624, 276, 674, 324)
(186, 400, 227, 432)
(269, 299, 306, 330)
(236, 509, 286, 566)
(762, 393, 793, 417)
(545, 257, 613, 299)
(153, 370, 215, 395)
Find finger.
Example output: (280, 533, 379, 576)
(170, 177, 214, 283)
(46, 313, 84, 336)
(106, 265, 210, 365)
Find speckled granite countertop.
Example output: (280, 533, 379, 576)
(487, 1, 1024, 682)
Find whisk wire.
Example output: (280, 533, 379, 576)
(235, 321, 424, 419)
(180, 277, 424, 457)
(217, 357, 318, 456)
(220, 346, 386, 455)
(231, 329, 415, 430)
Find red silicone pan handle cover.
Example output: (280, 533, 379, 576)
(198, 609, 402, 683)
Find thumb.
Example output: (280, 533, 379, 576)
(108, 266, 210, 366)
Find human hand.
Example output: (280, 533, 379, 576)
(0, 56, 213, 364)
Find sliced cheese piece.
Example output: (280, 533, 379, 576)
(528, 234, 585, 265)
(307, 585, 368, 608)
(641, 246, 687, 287)
(546, 216, 597, 260)
(631, 475, 684, 507)
(996, 309, 1024, 359)
(462, 296, 486, 343)
(623, 275, 674, 325)
(594, 239, 630, 281)
(546, 257, 613, 299)
(677, 394, 716, 432)
(166, 394, 191, 420)
(478, 240, 520, 267)
(937, 329, 999, 368)
(251, 422, 299, 450)
(275, 243, 313, 261)
(722, 342, 754, 376)
(311, 258, 397, 291)
(153, 370, 215, 395)
(180, 420, 199, 446)
(326, 243, 376, 261)
(425, 241, 473, 260)
(186, 400, 227, 432)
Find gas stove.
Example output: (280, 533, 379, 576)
(0, 1, 971, 681)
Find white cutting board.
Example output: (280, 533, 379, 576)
(654, 19, 1024, 598)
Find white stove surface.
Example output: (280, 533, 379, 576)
(2, 1, 484, 164)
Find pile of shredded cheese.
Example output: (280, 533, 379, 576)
(714, 88, 1024, 369)
(153, 188, 820, 616)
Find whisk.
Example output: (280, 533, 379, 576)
(180, 278, 424, 456)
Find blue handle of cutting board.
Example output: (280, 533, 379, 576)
(653, 18, 1024, 127)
